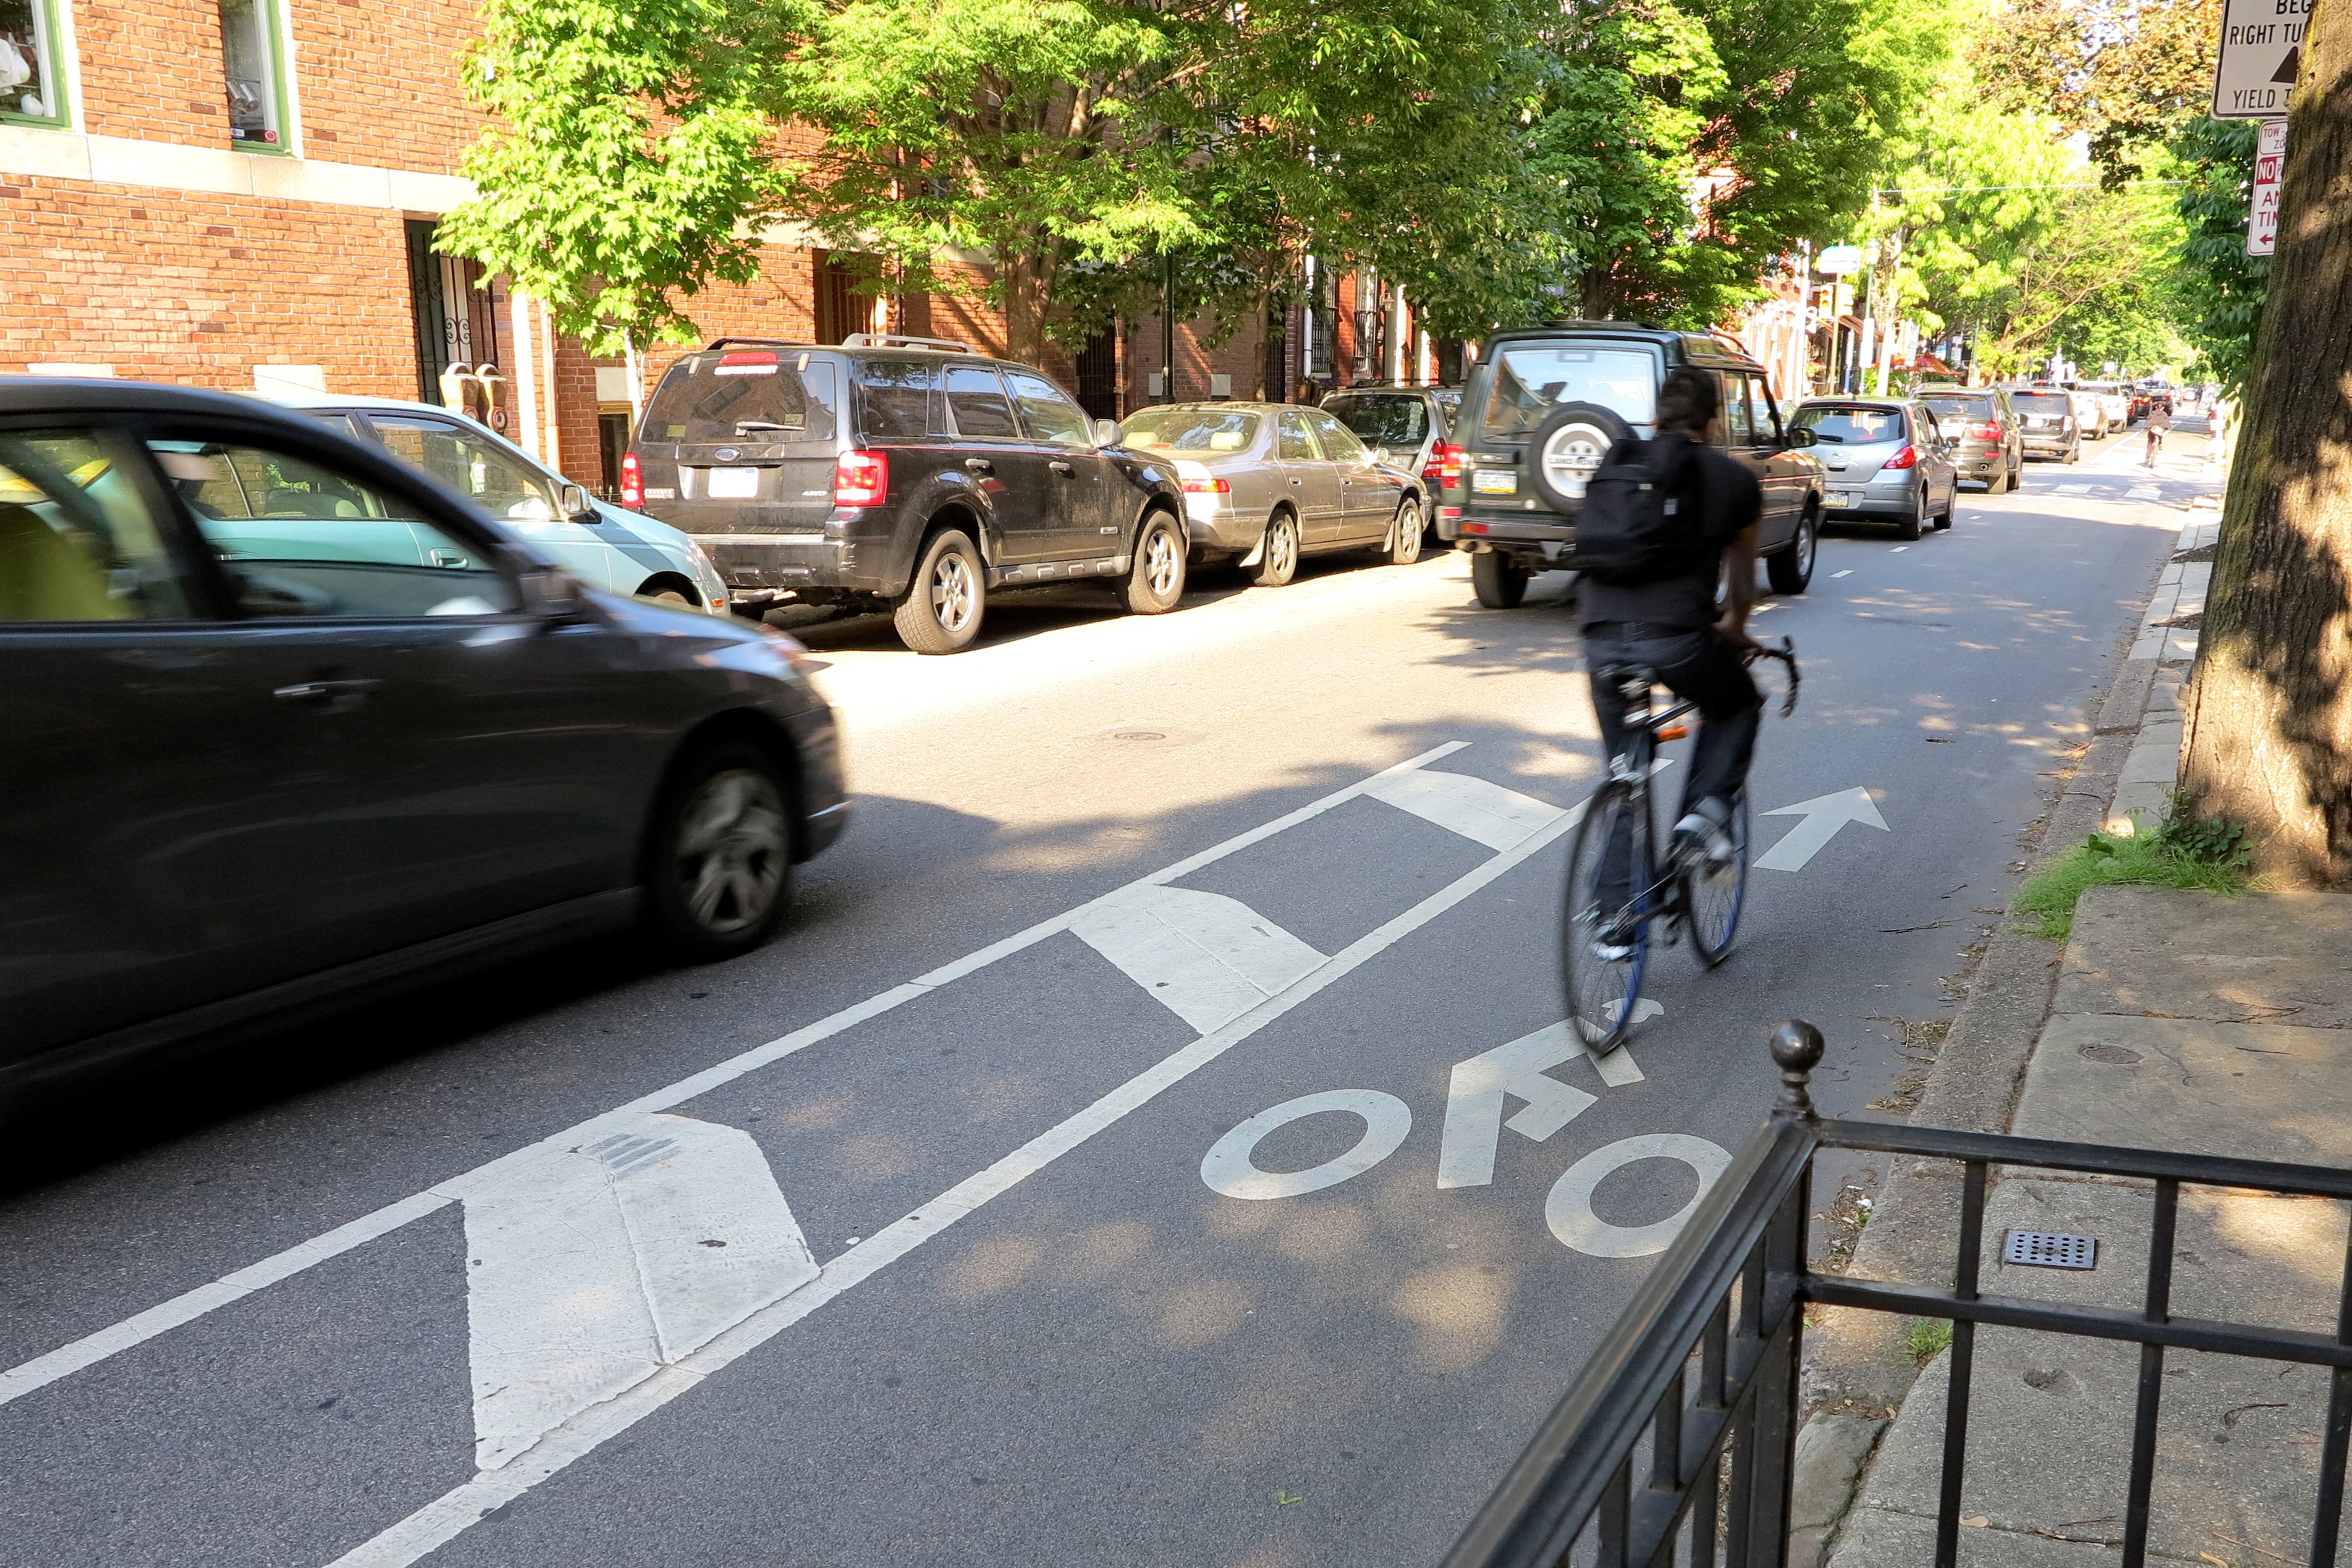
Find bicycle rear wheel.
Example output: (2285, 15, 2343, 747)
(1683, 789, 1750, 967)
(1560, 778, 1651, 1053)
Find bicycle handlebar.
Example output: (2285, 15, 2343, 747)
(1752, 636, 1800, 717)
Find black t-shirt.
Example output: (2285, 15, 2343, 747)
(1580, 444, 1762, 631)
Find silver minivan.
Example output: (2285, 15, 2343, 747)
(1790, 398, 1959, 540)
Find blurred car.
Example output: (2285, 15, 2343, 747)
(1916, 387, 2024, 492)
(2077, 381, 2131, 429)
(0, 379, 846, 1103)
(269, 392, 730, 612)
(1116, 401, 1426, 584)
(1318, 383, 1463, 502)
(1437, 324, 1823, 607)
(2005, 387, 2081, 462)
(627, 334, 1187, 654)
(1790, 397, 1959, 539)
(2065, 388, 2109, 439)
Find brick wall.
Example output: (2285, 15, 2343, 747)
(1122, 310, 1274, 410)
(292, 0, 479, 173)
(77, 0, 232, 148)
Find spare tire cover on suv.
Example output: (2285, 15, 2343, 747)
(1529, 402, 1634, 514)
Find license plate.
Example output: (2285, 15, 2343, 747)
(1471, 469, 1517, 495)
(705, 466, 760, 499)
(1826, 491, 1858, 508)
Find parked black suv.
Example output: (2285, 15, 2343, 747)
(626, 334, 1188, 653)
(1434, 325, 1824, 607)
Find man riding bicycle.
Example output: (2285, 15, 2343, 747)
(1580, 368, 1766, 957)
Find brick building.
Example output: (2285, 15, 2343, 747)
(0, 0, 1453, 495)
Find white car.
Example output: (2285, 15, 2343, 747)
(266, 392, 730, 611)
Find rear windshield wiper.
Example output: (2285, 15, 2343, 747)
(1806, 431, 1845, 443)
(732, 420, 800, 435)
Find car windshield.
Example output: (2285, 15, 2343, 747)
(1481, 345, 1656, 439)
(1792, 406, 1904, 444)
(2013, 392, 2072, 412)
(643, 350, 839, 445)
(1920, 397, 1992, 420)
(1322, 394, 1429, 447)
(1120, 408, 1262, 455)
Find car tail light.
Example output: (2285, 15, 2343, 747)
(620, 451, 644, 507)
(1434, 441, 1465, 486)
(1180, 476, 1231, 494)
(1976, 421, 2001, 440)
(1884, 444, 1918, 470)
(835, 450, 888, 506)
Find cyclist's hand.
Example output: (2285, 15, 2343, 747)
(1715, 617, 1768, 659)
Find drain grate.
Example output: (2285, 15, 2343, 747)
(2003, 1230, 2098, 1270)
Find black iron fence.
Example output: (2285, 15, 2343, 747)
(1444, 1021, 2352, 1568)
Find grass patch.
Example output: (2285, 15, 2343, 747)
(2011, 805, 2250, 941)
(1907, 1318, 1954, 1364)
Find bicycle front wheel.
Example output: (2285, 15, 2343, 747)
(1684, 789, 1750, 967)
(1560, 778, 1651, 1053)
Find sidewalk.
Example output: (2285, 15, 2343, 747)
(1787, 435, 2352, 1566)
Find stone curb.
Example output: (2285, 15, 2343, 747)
(1782, 497, 2207, 1567)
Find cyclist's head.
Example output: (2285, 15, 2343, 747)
(1657, 368, 1719, 437)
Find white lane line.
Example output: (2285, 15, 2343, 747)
(0, 742, 1471, 1412)
(1829, 570, 1853, 580)
(1889, 546, 1909, 554)
(1363, 769, 1566, 852)
(328, 783, 1591, 1568)
(1072, 885, 1324, 1034)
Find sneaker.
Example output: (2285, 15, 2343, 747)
(1591, 917, 1638, 962)
(1672, 803, 1737, 870)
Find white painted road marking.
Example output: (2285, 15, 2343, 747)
(1200, 1090, 1414, 1199)
(463, 1111, 817, 1470)
(1889, 546, 1909, 553)
(1829, 570, 1853, 579)
(0, 741, 1476, 1414)
(328, 763, 1592, 1568)
(1073, 885, 1324, 1034)
(1545, 1134, 1732, 1257)
(1754, 785, 1889, 872)
(1436, 1024, 1601, 1189)
(1364, 768, 1567, 851)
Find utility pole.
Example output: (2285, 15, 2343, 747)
(1160, 248, 1176, 405)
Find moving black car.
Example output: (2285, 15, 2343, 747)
(1433, 324, 1824, 607)
(0, 379, 846, 1104)
(625, 334, 1190, 654)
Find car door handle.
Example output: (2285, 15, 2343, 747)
(274, 678, 381, 705)
(1049, 460, 1074, 476)
(965, 458, 994, 474)
(1290, 478, 1304, 487)
(428, 549, 471, 568)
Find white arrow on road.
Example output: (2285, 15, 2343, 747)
(1754, 786, 1888, 872)
(1437, 1021, 1644, 1188)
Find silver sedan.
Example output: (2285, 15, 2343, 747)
(1789, 397, 1960, 541)
(1114, 402, 1425, 586)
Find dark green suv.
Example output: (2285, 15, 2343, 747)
(1434, 324, 1825, 607)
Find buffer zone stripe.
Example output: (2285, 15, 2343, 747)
(327, 778, 1592, 1566)
(0, 742, 1471, 1411)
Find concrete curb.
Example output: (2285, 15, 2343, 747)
(1782, 495, 2212, 1567)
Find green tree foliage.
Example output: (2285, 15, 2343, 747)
(1978, 0, 2220, 180)
(2173, 116, 2270, 394)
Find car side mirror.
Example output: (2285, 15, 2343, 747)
(1093, 418, 1123, 446)
(519, 564, 582, 618)
(1369, 447, 1392, 466)
(1785, 428, 1817, 448)
(559, 482, 594, 519)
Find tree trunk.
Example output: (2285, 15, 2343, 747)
(999, 247, 1051, 367)
(2181, 0, 2352, 882)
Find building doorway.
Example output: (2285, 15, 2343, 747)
(1073, 331, 1118, 418)
(405, 219, 501, 413)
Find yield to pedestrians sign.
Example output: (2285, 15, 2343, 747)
(2213, 0, 2308, 117)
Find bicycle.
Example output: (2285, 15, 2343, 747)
(1559, 638, 1801, 1053)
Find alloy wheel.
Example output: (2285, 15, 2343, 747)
(673, 767, 789, 936)
(931, 553, 976, 633)
(1144, 526, 1180, 597)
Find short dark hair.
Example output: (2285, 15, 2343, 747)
(1656, 368, 1719, 436)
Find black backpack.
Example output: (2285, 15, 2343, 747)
(1574, 432, 1706, 585)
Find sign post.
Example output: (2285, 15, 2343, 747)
(2213, 0, 2308, 119)
(2248, 117, 2287, 256)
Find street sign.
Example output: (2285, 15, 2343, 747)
(2214, 0, 2308, 118)
(2249, 117, 2287, 256)
(1816, 245, 1865, 276)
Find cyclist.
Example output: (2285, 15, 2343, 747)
(1580, 368, 1766, 957)
(2143, 398, 2171, 466)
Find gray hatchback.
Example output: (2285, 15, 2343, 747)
(1789, 398, 1959, 539)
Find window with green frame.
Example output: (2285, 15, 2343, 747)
(0, 0, 70, 129)
(218, 0, 291, 152)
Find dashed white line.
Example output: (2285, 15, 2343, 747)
(1830, 570, 1853, 579)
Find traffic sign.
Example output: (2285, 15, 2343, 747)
(1816, 245, 1865, 276)
(2249, 118, 2286, 255)
(2214, 0, 2308, 118)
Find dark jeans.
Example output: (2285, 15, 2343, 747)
(1584, 623, 1762, 911)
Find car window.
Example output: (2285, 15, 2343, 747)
(2012, 392, 2073, 414)
(153, 439, 519, 619)
(1277, 410, 1320, 461)
(1747, 377, 1782, 444)
(1720, 375, 1753, 446)
(943, 366, 1021, 440)
(0, 429, 193, 623)
(1306, 409, 1369, 463)
(643, 348, 838, 445)
(369, 415, 565, 521)
(1003, 370, 1093, 450)
(1481, 345, 1657, 440)
(1321, 394, 1428, 448)
(1793, 406, 1905, 444)
(858, 359, 935, 440)
(1122, 408, 1262, 455)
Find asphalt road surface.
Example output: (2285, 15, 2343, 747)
(0, 426, 2204, 1567)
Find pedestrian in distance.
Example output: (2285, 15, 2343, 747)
(2144, 398, 2172, 466)
(1576, 367, 1767, 951)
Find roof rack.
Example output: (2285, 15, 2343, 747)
(702, 339, 817, 353)
(840, 333, 977, 354)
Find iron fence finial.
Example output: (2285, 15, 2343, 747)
(1771, 1020, 1825, 1119)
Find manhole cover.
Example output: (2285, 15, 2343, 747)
(2004, 1230, 2098, 1270)
(1112, 730, 1167, 742)
(2079, 1043, 2143, 1065)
